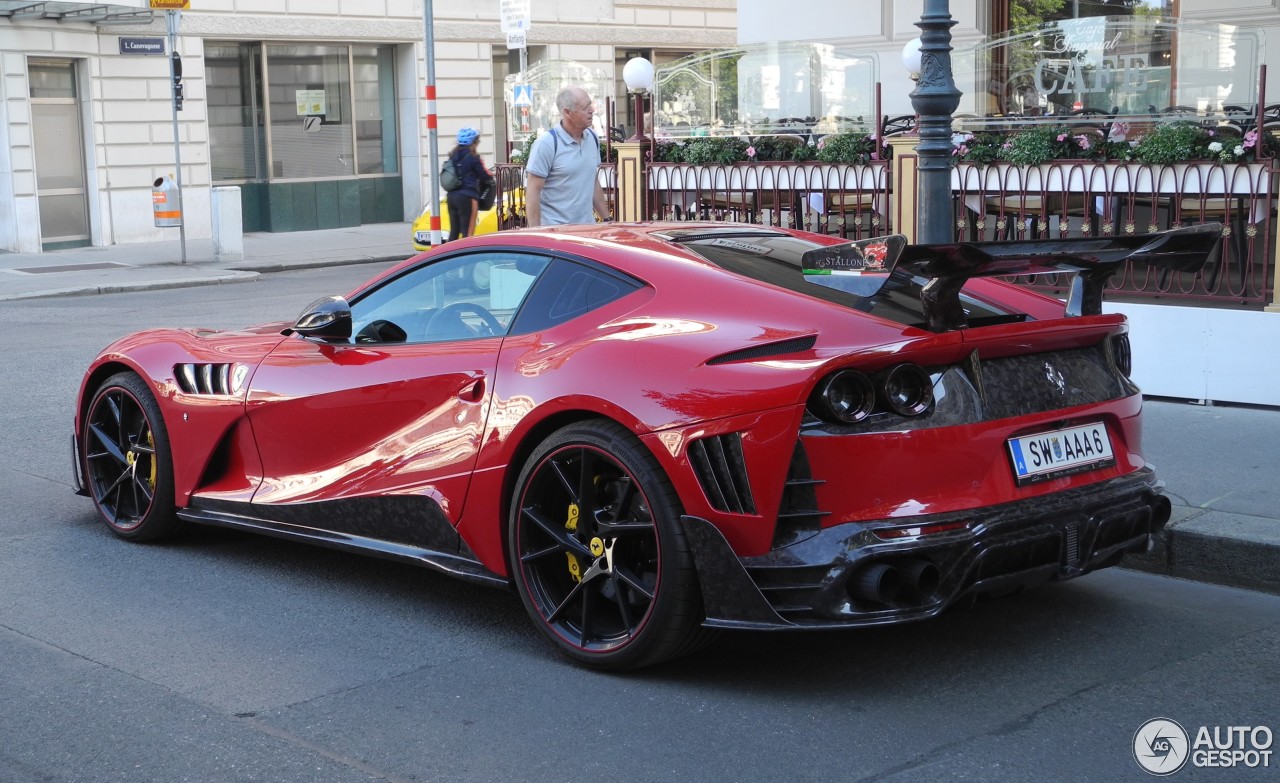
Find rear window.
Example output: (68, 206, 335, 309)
(665, 230, 1017, 328)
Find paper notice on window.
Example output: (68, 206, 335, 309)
(296, 89, 326, 116)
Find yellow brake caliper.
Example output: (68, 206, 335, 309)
(564, 503, 582, 582)
(145, 431, 156, 488)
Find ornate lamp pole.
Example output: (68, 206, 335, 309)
(908, 0, 962, 244)
(615, 57, 655, 221)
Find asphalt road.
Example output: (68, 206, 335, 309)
(2, 268, 1277, 782)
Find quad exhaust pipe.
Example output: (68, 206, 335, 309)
(848, 559, 939, 605)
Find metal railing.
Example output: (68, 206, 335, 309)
(954, 160, 1277, 305)
(492, 154, 1277, 307)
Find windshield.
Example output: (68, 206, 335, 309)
(663, 230, 1019, 328)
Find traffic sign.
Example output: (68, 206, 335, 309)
(150, 0, 191, 9)
(506, 30, 527, 50)
(512, 84, 533, 107)
(500, 0, 531, 33)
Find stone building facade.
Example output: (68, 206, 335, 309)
(0, 0, 735, 252)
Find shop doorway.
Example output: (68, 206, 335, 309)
(29, 60, 90, 249)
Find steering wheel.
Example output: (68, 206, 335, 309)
(425, 301, 503, 339)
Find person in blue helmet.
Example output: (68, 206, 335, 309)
(447, 127, 494, 240)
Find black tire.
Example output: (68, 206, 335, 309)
(82, 372, 179, 541)
(508, 420, 712, 670)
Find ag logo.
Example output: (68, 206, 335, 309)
(1134, 718, 1190, 775)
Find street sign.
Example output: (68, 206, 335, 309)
(119, 37, 165, 55)
(512, 84, 533, 107)
(506, 30, 526, 50)
(499, 0, 530, 32)
(149, 0, 191, 8)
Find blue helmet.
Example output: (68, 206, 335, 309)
(457, 127, 479, 145)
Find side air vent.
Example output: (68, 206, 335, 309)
(707, 335, 817, 366)
(773, 440, 830, 548)
(175, 363, 242, 395)
(688, 433, 756, 514)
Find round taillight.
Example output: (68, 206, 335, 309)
(880, 363, 934, 416)
(810, 369, 876, 424)
(1112, 334, 1132, 377)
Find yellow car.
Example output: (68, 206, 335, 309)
(411, 189, 525, 251)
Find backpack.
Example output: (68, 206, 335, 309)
(440, 157, 462, 192)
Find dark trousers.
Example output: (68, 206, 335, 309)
(447, 191, 477, 241)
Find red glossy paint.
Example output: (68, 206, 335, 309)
(75, 222, 1156, 580)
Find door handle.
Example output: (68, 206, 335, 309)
(459, 375, 485, 402)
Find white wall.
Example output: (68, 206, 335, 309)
(1105, 302, 1280, 407)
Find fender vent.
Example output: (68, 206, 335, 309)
(707, 335, 817, 365)
(773, 440, 829, 548)
(688, 432, 756, 514)
(175, 363, 237, 395)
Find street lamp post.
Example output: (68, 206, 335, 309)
(622, 56, 654, 142)
(908, 0, 962, 244)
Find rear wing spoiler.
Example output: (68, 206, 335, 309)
(800, 224, 1222, 332)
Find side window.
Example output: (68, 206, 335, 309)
(511, 259, 643, 334)
(349, 253, 549, 344)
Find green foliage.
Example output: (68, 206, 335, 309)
(1001, 126, 1078, 165)
(951, 132, 1006, 165)
(1133, 122, 1209, 164)
(815, 132, 880, 164)
(682, 137, 748, 165)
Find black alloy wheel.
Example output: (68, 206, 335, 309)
(509, 420, 711, 670)
(83, 372, 178, 541)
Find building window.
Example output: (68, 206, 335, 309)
(206, 42, 398, 182)
(206, 42, 265, 181)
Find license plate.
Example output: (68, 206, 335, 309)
(1007, 422, 1115, 486)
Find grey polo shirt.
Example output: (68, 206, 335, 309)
(526, 125, 599, 225)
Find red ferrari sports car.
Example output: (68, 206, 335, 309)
(73, 222, 1219, 669)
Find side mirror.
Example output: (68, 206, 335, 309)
(286, 295, 352, 341)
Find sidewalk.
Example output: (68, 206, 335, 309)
(2, 224, 1277, 598)
(0, 223, 416, 301)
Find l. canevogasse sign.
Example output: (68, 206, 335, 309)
(950, 17, 1262, 124)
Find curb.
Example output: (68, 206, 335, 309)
(0, 254, 411, 302)
(0, 270, 260, 302)
(228, 254, 413, 274)
(1122, 505, 1280, 595)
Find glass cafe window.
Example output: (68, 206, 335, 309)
(651, 42, 878, 138)
(1004, 1, 1173, 35)
(954, 7, 1259, 126)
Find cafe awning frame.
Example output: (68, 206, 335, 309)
(0, 2, 154, 25)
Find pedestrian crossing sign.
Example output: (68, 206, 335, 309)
(512, 84, 533, 107)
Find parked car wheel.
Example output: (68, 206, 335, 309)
(83, 372, 178, 541)
(509, 421, 710, 670)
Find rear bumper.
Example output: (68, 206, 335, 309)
(684, 468, 1167, 630)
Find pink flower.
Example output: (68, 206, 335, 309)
(817, 138, 825, 150)
(1244, 130, 1258, 149)
(1057, 133, 1068, 142)
(1076, 135, 1092, 150)
(1002, 142, 1012, 149)
(1109, 122, 1130, 142)
(745, 146, 756, 158)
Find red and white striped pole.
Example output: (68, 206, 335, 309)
(423, 0, 443, 246)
